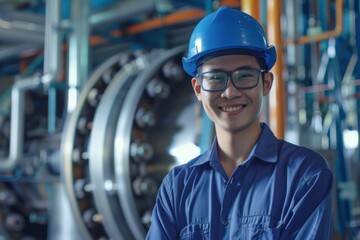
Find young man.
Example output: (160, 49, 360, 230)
(146, 6, 333, 239)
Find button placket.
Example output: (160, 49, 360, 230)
(220, 163, 247, 228)
(220, 176, 242, 228)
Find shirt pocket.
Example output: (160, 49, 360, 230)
(179, 222, 210, 240)
(234, 225, 283, 240)
(231, 216, 283, 240)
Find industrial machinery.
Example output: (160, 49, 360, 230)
(0, 0, 209, 238)
(0, 45, 206, 239)
(62, 45, 205, 239)
(0, 0, 359, 239)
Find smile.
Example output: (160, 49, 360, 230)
(220, 105, 244, 112)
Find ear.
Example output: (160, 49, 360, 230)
(191, 77, 202, 101)
(262, 72, 274, 96)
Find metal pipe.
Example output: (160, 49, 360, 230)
(267, 0, 285, 139)
(47, 183, 81, 240)
(286, 0, 343, 45)
(0, 43, 42, 61)
(241, 0, 260, 22)
(43, 0, 61, 85)
(0, 9, 45, 25)
(0, 4, 203, 62)
(43, 1, 81, 238)
(0, 0, 161, 62)
(0, 9, 45, 43)
(0, 26, 44, 43)
(0, 0, 174, 172)
(89, 0, 158, 28)
(111, 9, 204, 37)
(0, 0, 62, 172)
(283, 0, 302, 144)
(0, 76, 42, 172)
(43, 0, 62, 133)
(298, 78, 360, 94)
(67, 0, 91, 113)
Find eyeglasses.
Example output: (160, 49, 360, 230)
(196, 67, 266, 92)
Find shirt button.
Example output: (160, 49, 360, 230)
(221, 220, 228, 226)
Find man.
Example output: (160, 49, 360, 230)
(146, 6, 333, 239)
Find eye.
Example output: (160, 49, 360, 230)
(233, 69, 256, 79)
(203, 72, 226, 81)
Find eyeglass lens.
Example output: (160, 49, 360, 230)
(199, 68, 261, 91)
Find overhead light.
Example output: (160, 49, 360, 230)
(343, 129, 358, 149)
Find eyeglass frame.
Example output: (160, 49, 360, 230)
(195, 67, 267, 92)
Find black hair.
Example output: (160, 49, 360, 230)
(196, 56, 268, 75)
(195, 56, 269, 86)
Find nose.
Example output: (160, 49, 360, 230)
(221, 77, 241, 98)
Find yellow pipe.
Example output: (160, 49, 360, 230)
(241, 0, 260, 22)
(286, 0, 343, 45)
(267, 0, 285, 139)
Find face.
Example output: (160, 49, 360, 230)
(191, 54, 273, 134)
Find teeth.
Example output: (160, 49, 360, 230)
(221, 106, 243, 112)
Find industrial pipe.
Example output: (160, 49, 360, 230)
(0, 0, 62, 172)
(0, 10, 45, 43)
(67, 0, 90, 113)
(241, 0, 260, 22)
(111, 8, 204, 37)
(0, 0, 163, 62)
(0, 77, 41, 171)
(0, 43, 42, 62)
(267, 0, 286, 139)
(90, 0, 159, 28)
(286, 0, 343, 45)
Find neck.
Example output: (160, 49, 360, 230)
(216, 122, 262, 176)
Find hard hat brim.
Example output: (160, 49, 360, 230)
(182, 46, 276, 77)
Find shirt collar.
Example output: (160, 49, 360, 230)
(253, 123, 279, 163)
(192, 122, 279, 167)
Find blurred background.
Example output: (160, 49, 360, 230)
(0, 0, 358, 239)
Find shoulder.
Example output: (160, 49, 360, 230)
(162, 154, 209, 187)
(279, 140, 329, 169)
(259, 123, 330, 174)
(278, 140, 333, 188)
(166, 155, 207, 179)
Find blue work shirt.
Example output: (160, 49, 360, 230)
(146, 123, 333, 239)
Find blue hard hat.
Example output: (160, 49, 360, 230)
(182, 6, 277, 77)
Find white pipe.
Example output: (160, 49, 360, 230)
(0, 0, 61, 172)
(0, 76, 41, 171)
(67, 0, 91, 112)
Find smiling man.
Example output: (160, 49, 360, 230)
(146, 6, 333, 240)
